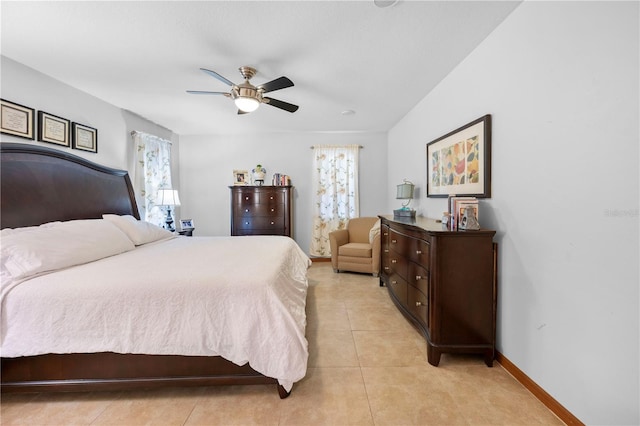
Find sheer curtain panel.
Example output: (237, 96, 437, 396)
(131, 131, 173, 226)
(310, 144, 360, 257)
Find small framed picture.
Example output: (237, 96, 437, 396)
(38, 111, 71, 147)
(1, 99, 35, 140)
(72, 122, 98, 153)
(180, 219, 194, 229)
(233, 169, 249, 185)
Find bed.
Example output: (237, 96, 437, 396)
(0, 142, 310, 398)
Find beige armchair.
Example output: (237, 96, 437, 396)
(329, 217, 381, 277)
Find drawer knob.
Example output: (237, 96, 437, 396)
(383, 232, 389, 236)
(416, 275, 422, 280)
(416, 250, 422, 254)
(384, 266, 389, 270)
(270, 196, 274, 200)
(271, 208, 275, 212)
(391, 259, 397, 264)
(245, 221, 250, 225)
(384, 249, 389, 253)
(245, 209, 249, 212)
(391, 239, 397, 243)
(415, 301, 423, 307)
(391, 280, 397, 285)
(271, 221, 275, 225)
(245, 196, 249, 200)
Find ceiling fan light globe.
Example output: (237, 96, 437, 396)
(235, 97, 260, 112)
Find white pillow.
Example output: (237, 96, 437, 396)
(1, 219, 135, 280)
(102, 214, 172, 246)
(369, 219, 381, 244)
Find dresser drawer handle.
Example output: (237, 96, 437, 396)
(416, 275, 422, 280)
(391, 281, 397, 285)
(384, 266, 390, 270)
(383, 232, 389, 236)
(391, 239, 397, 244)
(391, 259, 397, 264)
(384, 249, 389, 253)
(245, 196, 250, 200)
(415, 301, 423, 307)
(270, 221, 275, 225)
(416, 250, 422, 254)
(270, 196, 274, 200)
(271, 208, 275, 212)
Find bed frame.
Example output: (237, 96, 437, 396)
(0, 142, 290, 398)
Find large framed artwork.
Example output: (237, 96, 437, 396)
(0, 99, 35, 140)
(426, 114, 491, 198)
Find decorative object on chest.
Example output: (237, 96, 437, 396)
(379, 215, 497, 367)
(393, 179, 416, 218)
(230, 186, 292, 237)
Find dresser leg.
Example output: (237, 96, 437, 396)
(484, 349, 494, 367)
(427, 344, 441, 366)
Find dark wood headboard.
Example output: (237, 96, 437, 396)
(1, 143, 140, 229)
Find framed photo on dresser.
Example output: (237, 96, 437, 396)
(233, 169, 249, 185)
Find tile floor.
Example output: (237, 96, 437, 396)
(1, 263, 564, 425)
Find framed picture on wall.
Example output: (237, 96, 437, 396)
(426, 114, 492, 198)
(0, 99, 35, 140)
(72, 122, 98, 153)
(38, 111, 71, 147)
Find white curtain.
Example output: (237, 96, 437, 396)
(310, 145, 360, 257)
(131, 131, 173, 226)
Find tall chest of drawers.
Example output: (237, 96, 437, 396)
(230, 186, 292, 237)
(379, 215, 497, 367)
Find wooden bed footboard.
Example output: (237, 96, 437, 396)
(1, 353, 290, 399)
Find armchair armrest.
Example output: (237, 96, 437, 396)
(329, 229, 349, 270)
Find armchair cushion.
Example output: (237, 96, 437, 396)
(339, 242, 372, 258)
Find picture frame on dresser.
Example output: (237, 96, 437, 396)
(233, 169, 249, 185)
(38, 111, 71, 147)
(0, 99, 35, 140)
(427, 114, 491, 198)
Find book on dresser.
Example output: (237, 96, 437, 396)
(378, 214, 497, 367)
(229, 185, 292, 237)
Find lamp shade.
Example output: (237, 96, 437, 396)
(234, 97, 260, 112)
(156, 189, 181, 206)
(396, 181, 414, 200)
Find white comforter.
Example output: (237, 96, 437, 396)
(1, 235, 311, 392)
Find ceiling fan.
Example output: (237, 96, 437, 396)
(187, 66, 299, 114)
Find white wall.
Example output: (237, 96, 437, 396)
(0, 56, 179, 187)
(388, 2, 639, 424)
(178, 131, 387, 253)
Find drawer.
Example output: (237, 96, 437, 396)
(238, 204, 284, 216)
(388, 274, 407, 306)
(389, 230, 430, 265)
(408, 287, 428, 327)
(234, 216, 285, 230)
(261, 191, 285, 204)
(234, 191, 259, 206)
(386, 253, 408, 280)
(236, 228, 286, 236)
(407, 263, 429, 296)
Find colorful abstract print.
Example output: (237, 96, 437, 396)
(432, 135, 480, 187)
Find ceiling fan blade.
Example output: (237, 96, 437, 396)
(200, 68, 235, 86)
(186, 90, 229, 95)
(263, 97, 299, 113)
(259, 76, 294, 93)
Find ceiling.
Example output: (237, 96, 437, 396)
(1, 1, 520, 136)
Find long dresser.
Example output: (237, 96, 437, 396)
(230, 186, 292, 237)
(379, 215, 497, 367)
